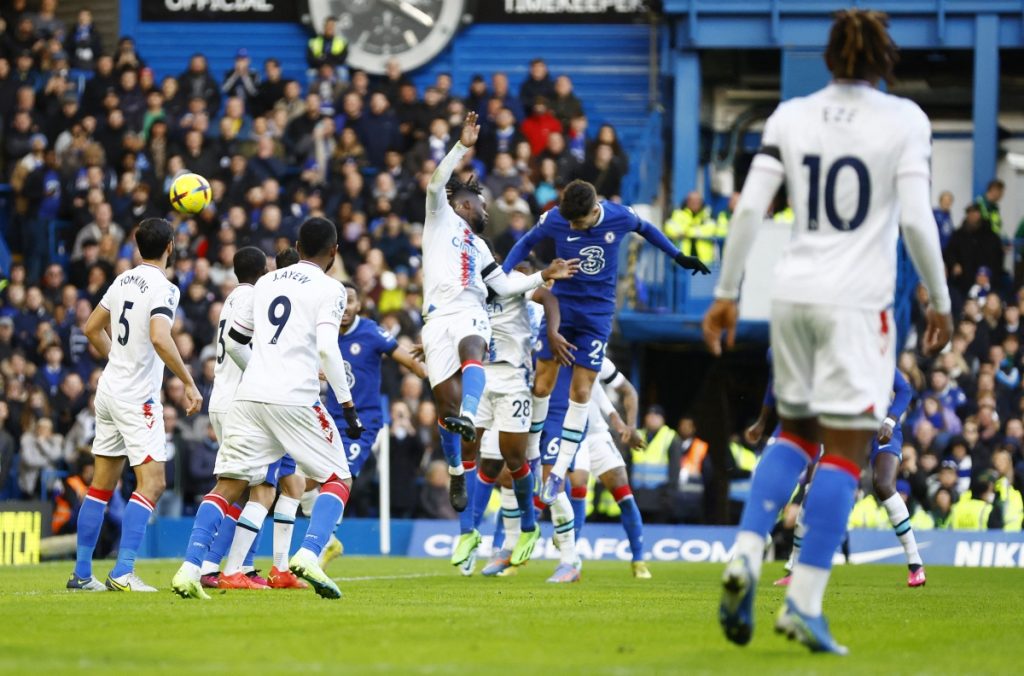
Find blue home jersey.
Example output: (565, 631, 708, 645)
(504, 201, 679, 315)
(325, 317, 397, 428)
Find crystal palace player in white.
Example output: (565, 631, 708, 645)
(419, 110, 577, 513)
(703, 10, 952, 654)
(172, 217, 365, 600)
(67, 218, 202, 592)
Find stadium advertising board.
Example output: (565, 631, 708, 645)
(475, 0, 653, 23)
(140, 0, 300, 22)
(0, 501, 49, 566)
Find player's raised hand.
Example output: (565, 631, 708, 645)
(183, 383, 203, 416)
(541, 258, 580, 281)
(546, 329, 576, 366)
(459, 111, 480, 147)
(921, 308, 953, 357)
(702, 298, 738, 357)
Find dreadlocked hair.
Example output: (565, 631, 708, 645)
(824, 9, 898, 85)
(446, 174, 483, 200)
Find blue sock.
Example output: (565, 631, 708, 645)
(798, 457, 859, 569)
(459, 465, 477, 534)
(570, 488, 587, 540)
(617, 493, 645, 562)
(74, 488, 111, 579)
(301, 482, 348, 557)
(738, 434, 813, 537)
(109, 492, 155, 579)
(244, 521, 265, 569)
(185, 495, 230, 567)
(492, 513, 506, 550)
(511, 467, 537, 532)
(460, 361, 486, 419)
(439, 425, 462, 468)
(203, 503, 241, 569)
(470, 469, 494, 530)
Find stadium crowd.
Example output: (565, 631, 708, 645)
(0, 2, 1020, 539)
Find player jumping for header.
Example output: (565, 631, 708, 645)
(703, 9, 951, 654)
(502, 180, 709, 506)
(419, 110, 578, 512)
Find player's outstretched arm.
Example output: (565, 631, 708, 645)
(501, 225, 545, 273)
(426, 111, 479, 216)
(483, 258, 579, 297)
(83, 304, 112, 359)
(532, 285, 576, 366)
(703, 160, 783, 356)
(150, 318, 202, 415)
(390, 344, 428, 380)
(635, 218, 710, 275)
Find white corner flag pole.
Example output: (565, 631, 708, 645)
(378, 425, 391, 556)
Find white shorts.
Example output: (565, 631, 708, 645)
(214, 400, 351, 485)
(480, 429, 502, 461)
(421, 306, 491, 387)
(771, 301, 894, 430)
(209, 410, 227, 442)
(475, 364, 532, 434)
(575, 430, 626, 477)
(92, 389, 166, 466)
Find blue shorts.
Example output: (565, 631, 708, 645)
(537, 305, 613, 372)
(335, 420, 381, 477)
(540, 417, 586, 471)
(870, 430, 903, 464)
(264, 454, 296, 488)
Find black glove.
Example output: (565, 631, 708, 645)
(675, 252, 711, 276)
(342, 405, 365, 440)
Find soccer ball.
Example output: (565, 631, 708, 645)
(169, 172, 211, 215)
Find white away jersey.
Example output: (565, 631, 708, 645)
(758, 83, 932, 310)
(486, 271, 535, 370)
(97, 263, 179, 404)
(422, 200, 496, 319)
(208, 283, 254, 414)
(233, 261, 346, 406)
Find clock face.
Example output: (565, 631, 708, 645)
(305, 0, 466, 75)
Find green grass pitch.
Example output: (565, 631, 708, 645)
(1, 558, 1020, 674)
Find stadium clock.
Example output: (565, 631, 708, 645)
(303, 0, 468, 75)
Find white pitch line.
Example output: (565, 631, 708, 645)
(331, 573, 444, 582)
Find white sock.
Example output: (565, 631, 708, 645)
(223, 502, 268, 575)
(528, 394, 550, 459)
(880, 493, 922, 566)
(785, 519, 806, 573)
(273, 495, 300, 571)
(448, 464, 465, 477)
(733, 530, 766, 581)
(300, 489, 318, 517)
(500, 487, 520, 548)
(551, 399, 589, 478)
(551, 492, 576, 565)
(786, 563, 830, 617)
(200, 559, 220, 575)
(179, 561, 200, 580)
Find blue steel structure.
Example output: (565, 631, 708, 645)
(663, 0, 1023, 205)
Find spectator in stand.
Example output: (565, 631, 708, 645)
(64, 9, 102, 71)
(251, 58, 285, 118)
(631, 405, 682, 523)
(179, 53, 221, 115)
(306, 15, 348, 78)
(478, 106, 524, 169)
(538, 132, 579, 187)
(18, 416, 63, 497)
(389, 400, 424, 518)
(589, 123, 629, 176)
(360, 92, 402, 170)
(550, 75, 583, 128)
(934, 190, 955, 251)
(975, 178, 1004, 235)
(221, 48, 259, 106)
(490, 71, 521, 120)
(579, 142, 622, 200)
(946, 204, 1003, 298)
(519, 58, 555, 116)
(521, 97, 562, 156)
(113, 36, 145, 73)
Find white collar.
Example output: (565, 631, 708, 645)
(343, 316, 361, 336)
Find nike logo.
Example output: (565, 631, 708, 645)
(567, 236, 582, 241)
